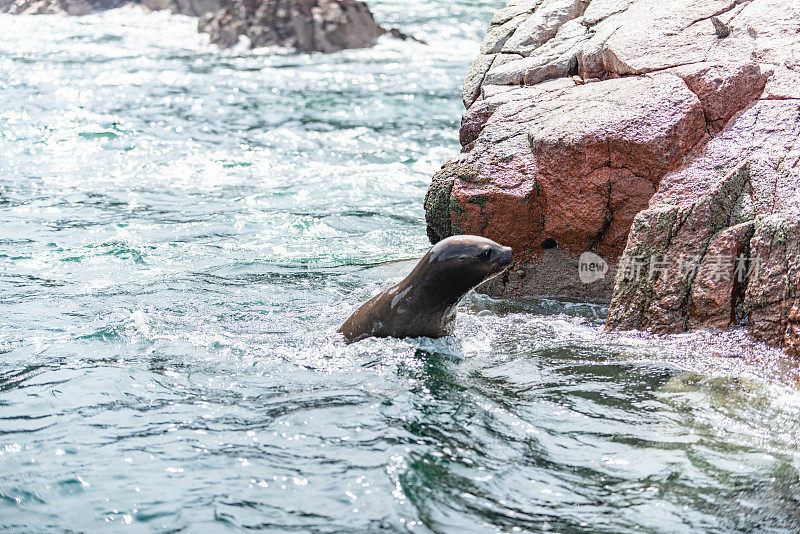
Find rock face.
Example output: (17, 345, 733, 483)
(197, 0, 386, 52)
(425, 0, 799, 356)
(606, 103, 800, 353)
(0, 0, 388, 54)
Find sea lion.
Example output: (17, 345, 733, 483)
(339, 235, 513, 343)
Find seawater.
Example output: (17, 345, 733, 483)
(1, 2, 799, 532)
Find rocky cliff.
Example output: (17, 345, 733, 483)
(425, 0, 799, 356)
(197, 0, 384, 52)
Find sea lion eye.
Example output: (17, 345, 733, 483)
(478, 249, 491, 260)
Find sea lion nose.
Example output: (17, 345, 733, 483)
(497, 246, 513, 266)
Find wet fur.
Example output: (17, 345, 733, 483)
(339, 235, 513, 343)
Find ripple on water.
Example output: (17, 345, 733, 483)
(1, 2, 800, 532)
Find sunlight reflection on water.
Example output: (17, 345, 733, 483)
(1, 2, 799, 532)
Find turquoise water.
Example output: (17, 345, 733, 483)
(1, 2, 800, 532)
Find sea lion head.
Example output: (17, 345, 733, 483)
(414, 235, 513, 304)
(338, 235, 513, 342)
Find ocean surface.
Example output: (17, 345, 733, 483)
(1, 2, 799, 532)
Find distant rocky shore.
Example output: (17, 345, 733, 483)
(1, 0, 217, 17)
(198, 0, 385, 52)
(0, 0, 408, 53)
(425, 0, 799, 357)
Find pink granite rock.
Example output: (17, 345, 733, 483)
(687, 222, 753, 330)
(671, 62, 767, 133)
(744, 215, 800, 353)
(606, 99, 800, 356)
(426, 0, 800, 356)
